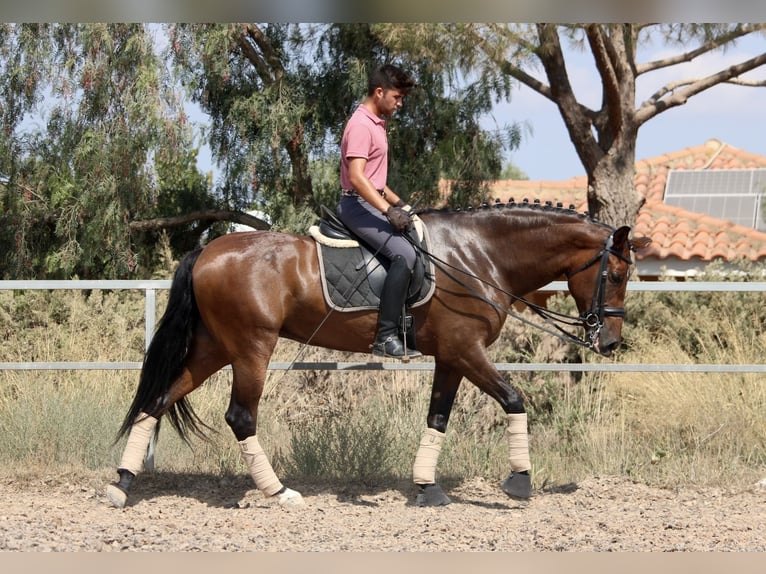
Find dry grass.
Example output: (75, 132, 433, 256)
(1, 270, 765, 492)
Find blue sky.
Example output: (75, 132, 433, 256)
(483, 32, 766, 181)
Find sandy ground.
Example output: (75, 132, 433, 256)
(1, 469, 764, 552)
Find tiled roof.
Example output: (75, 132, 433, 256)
(485, 139, 766, 263)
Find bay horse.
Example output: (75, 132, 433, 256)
(106, 200, 650, 509)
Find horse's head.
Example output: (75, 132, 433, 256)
(565, 225, 651, 357)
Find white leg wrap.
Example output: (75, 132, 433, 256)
(507, 413, 531, 472)
(118, 413, 158, 476)
(412, 428, 446, 485)
(238, 435, 284, 497)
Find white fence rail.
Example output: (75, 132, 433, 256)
(2, 280, 766, 374)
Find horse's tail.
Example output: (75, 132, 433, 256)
(115, 247, 209, 444)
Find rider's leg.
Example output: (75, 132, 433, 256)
(372, 255, 422, 358)
(337, 195, 421, 359)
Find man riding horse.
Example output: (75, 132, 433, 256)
(336, 63, 421, 360)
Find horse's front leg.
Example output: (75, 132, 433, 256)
(412, 361, 462, 507)
(458, 352, 532, 501)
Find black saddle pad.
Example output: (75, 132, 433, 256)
(311, 215, 435, 313)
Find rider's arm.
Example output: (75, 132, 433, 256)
(347, 157, 393, 214)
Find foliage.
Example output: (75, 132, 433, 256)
(285, 406, 401, 484)
(167, 23, 517, 228)
(499, 162, 529, 181)
(0, 24, 216, 279)
(2, 21, 765, 280)
(623, 260, 766, 360)
(0, 23, 522, 277)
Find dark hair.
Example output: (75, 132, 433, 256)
(367, 64, 415, 96)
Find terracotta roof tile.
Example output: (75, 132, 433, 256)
(485, 138, 766, 265)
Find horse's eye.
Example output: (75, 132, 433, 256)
(609, 271, 624, 284)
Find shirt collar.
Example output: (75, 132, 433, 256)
(357, 103, 386, 127)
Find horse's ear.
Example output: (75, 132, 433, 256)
(612, 226, 631, 250)
(613, 226, 652, 252)
(630, 236, 652, 251)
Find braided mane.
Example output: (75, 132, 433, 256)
(416, 197, 609, 227)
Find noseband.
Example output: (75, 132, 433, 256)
(566, 230, 633, 347)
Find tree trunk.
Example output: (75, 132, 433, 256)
(532, 24, 646, 229)
(286, 123, 313, 206)
(587, 152, 644, 229)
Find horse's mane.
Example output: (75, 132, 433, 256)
(416, 197, 613, 230)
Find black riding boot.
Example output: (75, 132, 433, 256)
(372, 255, 422, 359)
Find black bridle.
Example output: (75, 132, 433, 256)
(408, 228, 634, 350)
(564, 230, 633, 348)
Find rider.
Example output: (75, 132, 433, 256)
(337, 63, 421, 359)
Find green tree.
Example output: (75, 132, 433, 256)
(167, 23, 518, 226)
(0, 23, 53, 276)
(0, 24, 262, 278)
(1, 24, 182, 277)
(499, 162, 529, 181)
(1, 23, 520, 278)
(377, 23, 766, 227)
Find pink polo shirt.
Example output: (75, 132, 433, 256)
(340, 104, 388, 191)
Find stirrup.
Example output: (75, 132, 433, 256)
(371, 335, 422, 359)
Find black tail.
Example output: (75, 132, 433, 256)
(116, 248, 210, 444)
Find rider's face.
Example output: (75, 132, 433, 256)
(375, 87, 405, 116)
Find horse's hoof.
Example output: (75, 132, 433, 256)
(501, 471, 532, 501)
(105, 483, 128, 508)
(277, 487, 306, 509)
(416, 483, 452, 507)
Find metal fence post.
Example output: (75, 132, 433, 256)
(144, 288, 157, 472)
(144, 288, 156, 353)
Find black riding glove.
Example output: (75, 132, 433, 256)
(386, 205, 412, 232)
(394, 199, 413, 213)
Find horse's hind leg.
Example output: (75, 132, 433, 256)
(106, 365, 204, 508)
(226, 340, 305, 509)
(106, 331, 227, 508)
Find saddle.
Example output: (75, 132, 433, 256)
(309, 205, 435, 312)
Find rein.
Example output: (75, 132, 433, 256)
(406, 229, 631, 350)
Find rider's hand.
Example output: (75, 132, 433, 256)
(394, 199, 412, 213)
(385, 206, 412, 232)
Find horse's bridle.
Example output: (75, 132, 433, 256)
(406, 227, 634, 350)
(565, 230, 633, 347)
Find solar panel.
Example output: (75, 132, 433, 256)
(664, 169, 766, 231)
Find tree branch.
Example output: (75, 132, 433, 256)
(236, 23, 285, 85)
(636, 51, 766, 124)
(475, 45, 554, 102)
(129, 209, 270, 232)
(586, 25, 618, 95)
(727, 77, 766, 87)
(636, 23, 766, 75)
(584, 25, 639, 151)
(535, 24, 603, 171)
